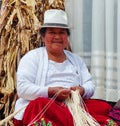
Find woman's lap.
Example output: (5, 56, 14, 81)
(22, 97, 74, 126)
(14, 98, 113, 126)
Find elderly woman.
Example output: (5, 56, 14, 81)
(14, 9, 113, 126)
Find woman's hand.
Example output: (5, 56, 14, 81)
(48, 87, 71, 101)
(70, 86, 85, 96)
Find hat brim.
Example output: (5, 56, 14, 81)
(40, 23, 70, 29)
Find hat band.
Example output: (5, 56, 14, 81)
(43, 23, 69, 28)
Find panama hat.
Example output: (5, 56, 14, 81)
(41, 9, 69, 29)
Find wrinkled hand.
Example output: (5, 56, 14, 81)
(70, 86, 85, 96)
(48, 87, 71, 101)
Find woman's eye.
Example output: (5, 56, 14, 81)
(60, 31, 66, 34)
(49, 32, 55, 34)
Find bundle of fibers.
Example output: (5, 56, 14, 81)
(65, 90, 100, 126)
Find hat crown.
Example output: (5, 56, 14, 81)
(41, 9, 69, 28)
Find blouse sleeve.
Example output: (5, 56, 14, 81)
(17, 49, 49, 100)
(77, 56, 95, 99)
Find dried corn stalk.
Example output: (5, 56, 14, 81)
(0, 0, 65, 125)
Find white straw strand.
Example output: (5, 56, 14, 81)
(28, 90, 62, 126)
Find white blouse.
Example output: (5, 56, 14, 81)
(45, 59, 81, 88)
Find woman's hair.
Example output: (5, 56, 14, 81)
(40, 28, 70, 36)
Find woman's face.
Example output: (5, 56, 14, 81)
(42, 28, 68, 54)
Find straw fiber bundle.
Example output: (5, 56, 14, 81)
(65, 90, 100, 126)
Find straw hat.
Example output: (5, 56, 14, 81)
(41, 9, 69, 29)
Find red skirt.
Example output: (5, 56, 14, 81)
(14, 97, 113, 126)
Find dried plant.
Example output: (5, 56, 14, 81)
(0, 0, 65, 125)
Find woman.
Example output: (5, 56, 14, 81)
(14, 9, 112, 126)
